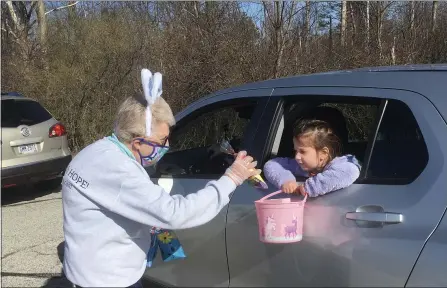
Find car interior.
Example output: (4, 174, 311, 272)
(268, 98, 428, 184)
(152, 103, 255, 177)
(272, 102, 370, 167)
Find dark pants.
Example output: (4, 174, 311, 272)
(128, 279, 143, 288)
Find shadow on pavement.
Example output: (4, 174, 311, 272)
(1, 179, 62, 206)
(43, 273, 73, 288)
(42, 241, 72, 288)
(3, 242, 70, 288)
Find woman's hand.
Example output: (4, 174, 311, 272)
(225, 151, 261, 186)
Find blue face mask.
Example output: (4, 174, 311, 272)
(136, 138, 169, 167)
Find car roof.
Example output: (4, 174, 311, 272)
(207, 64, 447, 96)
(179, 64, 446, 121)
(1, 92, 35, 101)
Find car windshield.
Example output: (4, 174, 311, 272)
(1, 99, 52, 128)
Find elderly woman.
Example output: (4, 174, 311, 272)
(62, 69, 260, 288)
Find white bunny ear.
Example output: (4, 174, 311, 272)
(141, 68, 152, 103)
(149, 72, 162, 104)
(140, 68, 163, 137)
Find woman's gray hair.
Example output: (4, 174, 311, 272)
(114, 95, 176, 143)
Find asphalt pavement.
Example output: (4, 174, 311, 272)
(1, 184, 71, 288)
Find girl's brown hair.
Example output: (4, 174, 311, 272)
(293, 119, 342, 163)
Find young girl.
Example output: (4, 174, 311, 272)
(263, 119, 361, 197)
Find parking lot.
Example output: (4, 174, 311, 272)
(1, 184, 72, 288)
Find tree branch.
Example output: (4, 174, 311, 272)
(5, 1, 22, 31)
(45, 1, 79, 15)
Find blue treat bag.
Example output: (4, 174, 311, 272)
(146, 232, 159, 268)
(157, 230, 186, 262)
(146, 228, 186, 267)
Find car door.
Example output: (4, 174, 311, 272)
(142, 89, 272, 287)
(226, 86, 447, 287)
(405, 208, 447, 287)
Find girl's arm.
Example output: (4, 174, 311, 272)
(303, 159, 360, 197)
(263, 157, 307, 188)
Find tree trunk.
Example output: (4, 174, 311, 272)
(329, 15, 333, 64)
(431, 1, 438, 34)
(304, 1, 310, 52)
(431, 1, 439, 62)
(273, 1, 283, 78)
(349, 2, 356, 46)
(4, 1, 30, 66)
(391, 36, 396, 65)
(366, 1, 370, 50)
(67, 1, 78, 24)
(36, 0, 46, 50)
(36, 0, 49, 74)
(377, 2, 383, 60)
(340, 0, 347, 46)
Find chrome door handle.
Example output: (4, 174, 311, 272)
(346, 212, 403, 224)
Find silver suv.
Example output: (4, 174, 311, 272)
(143, 64, 447, 287)
(1, 92, 72, 189)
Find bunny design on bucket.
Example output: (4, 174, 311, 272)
(255, 190, 306, 243)
(284, 214, 298, 238)
(264, 215, 276, 240)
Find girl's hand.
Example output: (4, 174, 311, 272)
(296, 185, 307, 196)
(281, 180, 299, 194)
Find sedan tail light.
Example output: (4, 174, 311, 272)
(49, 123, 67, 138)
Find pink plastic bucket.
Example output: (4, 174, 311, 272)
(255, 190, 307, 244)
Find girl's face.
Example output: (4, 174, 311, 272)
(293, 135, 329, 173)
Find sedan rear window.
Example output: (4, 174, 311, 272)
(1, 99, 52, 128)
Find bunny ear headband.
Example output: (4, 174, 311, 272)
(141, 68, 163, 137)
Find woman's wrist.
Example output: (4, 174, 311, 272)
(224, 173, 238, 186)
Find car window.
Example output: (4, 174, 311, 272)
(1, 99, 52, 128)
(276, 99, 380, 164)
(320, 103, 378, 143)
(169, 105, 253, 153)
(155, 99, 259, 177)
(367, 99, 428, 183)
(268, 96, 428, 185)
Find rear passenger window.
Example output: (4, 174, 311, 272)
(1, 99, 52, 128)
(275, 100, 380, 164)
(268, 96, 428, 185)
(367, 99, 428, 183)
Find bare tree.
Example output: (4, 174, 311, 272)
(340, 0, 347, 46)
(304, 1, 311, 52)
(36, 0, 46, 51)
(432, 1, 438, 33)
(262, 1, 300, 78)
(366, 0, 370, 47)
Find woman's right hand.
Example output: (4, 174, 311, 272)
(225, 151, 261, 186)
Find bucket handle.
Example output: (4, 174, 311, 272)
(259, 190, 308, 202)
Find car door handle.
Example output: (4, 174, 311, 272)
(346, 212, 403, 224)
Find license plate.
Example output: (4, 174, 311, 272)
(18, 144, 38, 154)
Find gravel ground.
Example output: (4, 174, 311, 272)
(1, 184, 72, 288)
